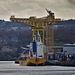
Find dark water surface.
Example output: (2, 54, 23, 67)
(0, 61, 75, 75)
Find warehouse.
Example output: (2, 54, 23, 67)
(63, 44, 75, 56)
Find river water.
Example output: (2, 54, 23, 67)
(0, 61, 75, 75)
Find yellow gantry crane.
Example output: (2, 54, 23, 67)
(10, 9, 61, 59)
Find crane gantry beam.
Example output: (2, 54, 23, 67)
(10, 15, 61, 28)
(10, 9, 61, 59)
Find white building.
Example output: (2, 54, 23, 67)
(63, 44, 75, 55)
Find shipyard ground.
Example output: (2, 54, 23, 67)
(0, 61, 75, 75)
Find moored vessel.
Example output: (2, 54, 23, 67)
(19, 32, 46, 66)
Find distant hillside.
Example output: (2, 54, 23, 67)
(54, 19, 75, 44)
(54, 19, 75, 32)
(0, 19, 75, 31)
(0, 20, 31, 31)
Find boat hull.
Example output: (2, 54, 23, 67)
(19, 58, 46, 66)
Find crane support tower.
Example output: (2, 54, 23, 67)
(10, 9, 61, 59)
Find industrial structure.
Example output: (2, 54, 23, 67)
(10, 9, 61, 59)
(63, 44, 75, 55)
(19, 33, 46, 66)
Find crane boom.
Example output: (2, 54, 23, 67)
(10, 15, 61, 28)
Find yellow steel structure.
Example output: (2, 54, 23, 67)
(10, 9, 61, 59)
(10, 16, 44, 43)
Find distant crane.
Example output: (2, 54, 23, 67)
(10, 9, 61, 59)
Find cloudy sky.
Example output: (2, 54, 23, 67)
(0, 0, 75, 21)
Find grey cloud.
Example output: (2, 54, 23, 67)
(68, 0, 75, 5)
(0, 0, 75, 21)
